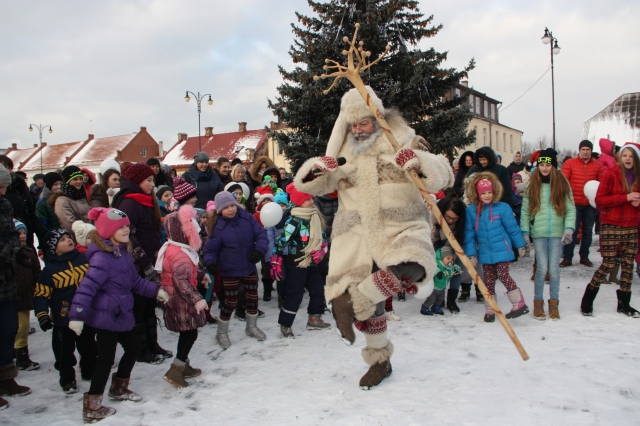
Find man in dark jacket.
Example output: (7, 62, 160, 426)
(467, 146, 513, 206)
(506, 151, 525, 177)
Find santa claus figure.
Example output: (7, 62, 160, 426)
(294, 86, 453, 389)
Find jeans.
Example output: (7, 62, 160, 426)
(563, 204, 596, 261)
(0, 300, 18, 367)
(533, 237, 562, 301)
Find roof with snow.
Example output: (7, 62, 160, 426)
(5, 146, 41, 169)
(163, 129, 267, 168)
(583, 92, 640, 144)
(71, 133, 137, 167)
(21, 141, 83, 172)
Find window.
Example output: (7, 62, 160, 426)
(455, 88, 461, 97)
(503, 133, 506, 152)
(484, 100, 489, 117)
(141, 148, 146, 158)
(475, 97, 481, 115)
(491, 104, 496, 120)
(469, 94, 474, 110)
(510, 135, 513, 152)
(483, 128, 487, 146)
(496, 131, 499, 149)
(474, 126, 478, 147)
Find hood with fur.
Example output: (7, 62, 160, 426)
(163, 204, 201, 250)
(473, 146, 497, 170)
(465, 171, 503, 205)
(458, 151, 475, 176)
(249, 156, 276, 183)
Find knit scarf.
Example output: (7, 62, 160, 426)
(61, 183, 86, 201)
(154, 240, 199, 275)
(290, 207, 324, 268)
(124, 192, 153, 207)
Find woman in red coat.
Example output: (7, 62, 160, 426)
(581, 143, 640, 317)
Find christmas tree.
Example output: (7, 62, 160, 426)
(268, 0, 476, 168)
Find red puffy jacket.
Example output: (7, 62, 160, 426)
(562, 155, 603, 206)
(596, 164, 640, 227)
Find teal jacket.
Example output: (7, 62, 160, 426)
(520, 183, 576, 238)
(433, 249, 461, 290)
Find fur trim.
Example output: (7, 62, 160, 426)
(325, 264, 370, 302)
(377, 159, 410, 184)
(47, 191, 67, 207)
(465, 172, 503, 205)
(249, 156, 276, 183)
(349, 284, 377, 321)
(178, 205, 202, 251)
(0, 364, 18, 380)
(362, 341, 394, 366)
(332, 203, 428, 238)
(294, 156, 343, 197)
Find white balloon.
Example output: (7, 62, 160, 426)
(583, 180, 600, 208)
(100, 159, 121, 175)
(260, 202, 284, 227)
(238, 182, 250, 199)
(413, 277, 435, 299)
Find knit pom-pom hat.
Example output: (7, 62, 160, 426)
(13, 219, 26, 233)
(88, 207, 130, 239)
(123, 163, 155, 185)
(72, 221, 96, 248)
(206, 200, 216, 214)
(286, 182, 314, 207)
(172, 176, 197, 202)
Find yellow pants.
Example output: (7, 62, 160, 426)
(15, 310, 31, 349)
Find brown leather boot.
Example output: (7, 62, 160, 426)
(533, 300, 546, 320)
(183, 359, 202, 378)
(82, 393, 115, 423)
(163, 359, 188, 388)
(548, 300, 560, 320)
(330, 292, 355, 345)
(108, 374, 142, 402)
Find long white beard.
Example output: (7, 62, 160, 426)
(347, 127, 383, 156)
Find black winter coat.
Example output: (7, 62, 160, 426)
(182, 165, 225, 210)
(112, 180, 162, 271)
(314, 195, 339, 240)
(13, 246, 40, 311)
(4, 175, 46, 248)
(468, 146, 513, 206)
(0, 197, 21, 303)
(154, 171, 174, 191)
(452, 151, 475, 197)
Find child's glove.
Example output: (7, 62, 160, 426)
(270, 255, 283, 281)
(38, 315, 53, 332)
(561, 229, 574, 245)
(395, 148, 421, 173)
(144, 264, 161, 284)
(469, 256, 477, 267)
(156, 289, 170, 303)
(518, 247, 526, 258)
(523, 234, 531, 244)
(401, 277, 419, 295)
(69, 320, 84, 336)
(206, 263, 219, 276)
(310, 242, 328, 264)
(247, 250, 263, 264)
(195, 299, 208, 313)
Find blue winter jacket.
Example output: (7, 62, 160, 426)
(463, 201, 526, 265)
(203, 209, 268, 277)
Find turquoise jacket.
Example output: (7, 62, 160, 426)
(433, 249, 462, 290)
(520, 183, 576, 238)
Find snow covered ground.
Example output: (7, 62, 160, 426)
(3, 241, 640, 425)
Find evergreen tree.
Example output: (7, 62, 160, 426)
(268, 0, 476, 169)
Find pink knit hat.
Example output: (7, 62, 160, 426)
(476, 178, 493, 195)
(88, 208, 130, 239)
(206, 200, 216, 214)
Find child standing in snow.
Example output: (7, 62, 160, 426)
(463, 172, 528, 322)
(272, 183, 330, 338)
(521, 148, 575, 320)
(420, 244, 461, 316)
(156, 205, 208, 388)
(68, 208, 170, 423)
(270, 191, 290, 308)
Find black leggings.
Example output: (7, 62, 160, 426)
(176, 329, 198, 362)
(88, 328, 140, 395)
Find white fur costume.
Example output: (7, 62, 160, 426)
(295, 87, 453, 366)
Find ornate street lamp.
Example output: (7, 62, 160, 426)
(541, 28, 561, 149)
(28, 123, 53, 174)
(184, 91, 213, 152)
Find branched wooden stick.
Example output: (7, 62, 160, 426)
(314, 23, 529, 361)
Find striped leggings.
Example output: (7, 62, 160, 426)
(220, 273, 258, 321)
(589, 224, 637, 291)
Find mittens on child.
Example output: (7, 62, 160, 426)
(156, 288, 170, 303)
(561, 229, 574, 245)
(270, 255, 283, 281)
(38, 315, 53, 332)
(195, 299, 208, 313)
(69, 320, 84, 336)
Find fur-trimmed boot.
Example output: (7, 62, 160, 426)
(357, 315, 393, 390)
(580, 284, 600, 316)
(329, 292, 356, 345)
(107, 374, 142, 402)
(616, 289, 640, 318)
(216, 319, 231, 349)
(458, 283, 471, 302)
(163, 359, 188, 388)
(533, 300, 546, 320)
(245, 313, 266, 341)
(0, 364, 30, 397)
(15, 346, 40, 371)
(505, 288, 529, 319)
(483, 295, 496, 323)
(82, 393, 115, 423)
(183, 359, 201, 378)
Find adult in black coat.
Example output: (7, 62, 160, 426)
(182, 152, 225, 210)
(147, 158, 173, 190)
(506, 150, 525, 177)
(452, 151, 475, 198)
(467, 146, 513, 206)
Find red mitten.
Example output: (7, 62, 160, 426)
(402, 278, 419, 295)
(395, 148, 420, 172)
(313, 156, 339, 173)
(270, 255, 283, 281)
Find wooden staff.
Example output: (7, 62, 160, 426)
(314, 23, 529, 361)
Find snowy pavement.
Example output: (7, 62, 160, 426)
(3, 242, 640, 425)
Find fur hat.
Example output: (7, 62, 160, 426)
(43, 228, 71, 258)
(0, 165, 10, 185)
(538, 148, 558, 168)
(172, 176, 197, 202)
(254, 185, 275, 205)
(44, 172, 63, 190)
(476, 178, 493, 195)
(215, 191, 237, 213)
(13, 219, 26, 233)
(72, 221, 96, 248)
(123, 163, 154, 185)
(62, 166, 83, 184)
(579, 140, 593, 150)
(88, 208, 130, 239)
(156, 185, 172, 200)
(194, 152, 209, 163)
(286, 182, 313, 207)
(163, 204, 202, 250)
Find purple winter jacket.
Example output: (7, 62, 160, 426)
(203, 209, 268, 277)
(70, 237, 159, 332)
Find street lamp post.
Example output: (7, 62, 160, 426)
(28, 123, 53, 174)
(541, 27, 561, 150)
(184, 91, 213, 152)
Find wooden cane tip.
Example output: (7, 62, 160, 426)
(385, 45, 391, 51)
(323, 65, 328, 70)
(313, 75, 319, 81)
(342, 50, 348, 55)
(324, 59, 330, 63)
(355, 23, 360, 28)
(366, 51, 371, 57)
(343, 36, 349, 42)
(323, 89, 329, 95)
(359, 41, 364, 46)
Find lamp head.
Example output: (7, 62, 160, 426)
(541, 28, 551, 45)
(29, 125, 33, 132)
(552, 40, 561, 55)
(49, 127, 53, 134)
(207, 96, 213, 106)
(184, 92, 190, 102)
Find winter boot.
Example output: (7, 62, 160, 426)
(134, 323, 163, 364)
(280, 325, 295, 339)
(245, 313, 266, 341)
(616, 290, 640, 318)
(15, 346, 40, 371)
(0, 396, 7, 411)
(548, 300, 560, 320)
(530, 263, 536, 281)
(163, 359, 188, 388)
(474, 284, 484, 303)
(147, 317, 173, 360)
(307, 314, 331, 330)
(505, 288, 529, 319)
(108, 373, 142, 402)
(420, 305, 433, 316)
(216, 319, 232, 349)
(234, 307, 246, 321)
(0, 364, 30, 397)
(329, 292, 356, 345)
(432, 305, 445, 315)
(533, 300, 546, 320)
(182, 359, 202, 378)
(82, 393, 116, 424)
(580, 284, 600, 316)
(608, 262, 621, 285)
(447, 288, 460, 314)
(205, 310, 218, 324)
(360, 342, 393, 390)
(458, 283, 471, 302)
(483, 295, 496, 323)
(62, 381, 78, 394)
(263, 280, 273, 302)
(397, 290, 406, 302)
(385, 310, 401, 321)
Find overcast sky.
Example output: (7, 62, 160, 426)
(1, 0, 638, 157)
